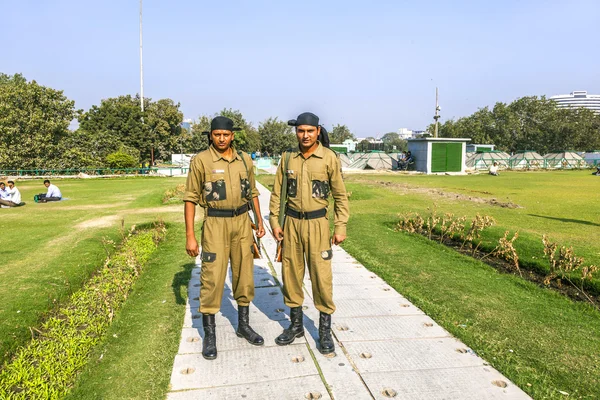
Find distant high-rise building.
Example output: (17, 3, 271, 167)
(181, 118, 193, 131)
(550, 91, 600, 114)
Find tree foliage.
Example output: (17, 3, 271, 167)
(185, 109, 260, 154)
(381, 132, 408, 152)
(258, 117, 296, 155)
(329, 124, 355, 144)
(78, 95, 184, 163)
(0, 73, 76, 169)
(432, 96, 600, 154)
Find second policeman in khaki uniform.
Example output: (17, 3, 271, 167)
(184, 116, 266, 360)
(269, 112, 349, 354)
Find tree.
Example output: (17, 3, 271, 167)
(329, 124, 355, 144)
(0, 73, 76, 169)
(185, 109, 261, 154)
(258, 117, 297, 155)
(78, 94, 184, 163)
(435, 95, 600, 154)
(381, 132, 408, 152)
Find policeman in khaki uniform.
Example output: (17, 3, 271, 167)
(269, 112, 349, 354)
(184, 116, 266, 360)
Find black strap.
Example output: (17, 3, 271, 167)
(285, 207, 327, 220)
(207, 203, 250, 218)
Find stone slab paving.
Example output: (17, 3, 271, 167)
(167, 181, 531, 400)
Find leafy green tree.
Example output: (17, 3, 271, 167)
(329, 124, 356, 144)
(258, 117, 297, 155)
(436, 95, 600, 154)
(106, 149, 139, 169)
(185, 109, 260, 154)
(78, 95, 183, 163)
(381, 132, 408, 152)
(0, 73, 76, 169)
(185, 116, 211, 153)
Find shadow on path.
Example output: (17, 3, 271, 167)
(171, 262, 196, 305)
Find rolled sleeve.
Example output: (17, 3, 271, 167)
(183, 158, 204, 204)
(268, 156, 285, 231)
(329, 155, 349, 236)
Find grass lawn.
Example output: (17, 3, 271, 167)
(0, 177, 194, 397)
(258, 170, 600, 399)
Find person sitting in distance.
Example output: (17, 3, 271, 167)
(40, 179, 62, 202)
(489, 162, 499, 176)
(399, 151, 414, 170)
(0, 181, 22, 207)
(0, 182, 9, 201)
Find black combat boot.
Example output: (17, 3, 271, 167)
(202, 314, 217, 360)
(236, 305, 264, 346)
(275, 306, 304, 345)
(318, 312, 335, 354)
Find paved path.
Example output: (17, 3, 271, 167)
(167, 182, 530, 400)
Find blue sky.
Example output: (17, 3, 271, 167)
(2, 0, 599, 136)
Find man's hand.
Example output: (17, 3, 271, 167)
(256, 223, 266, 239)
(332, 234, 346, 245)
(186, 236, 200, 257)
(272, 227, 284, 241)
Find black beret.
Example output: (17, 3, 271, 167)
(209, 116, 241, 133)
(288, 112, 319, 128)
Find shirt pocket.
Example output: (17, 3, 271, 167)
(203, 173, 227, 201)
(311, 172, 330, 199)
(286, 170, 298, 198)
(240, 171, 251, 200)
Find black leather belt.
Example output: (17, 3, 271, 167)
(285, 207, 327, 220)
(207, 203, 250, 217)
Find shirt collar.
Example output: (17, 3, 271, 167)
(293, 141, 325, 159)
(209, 145, 242, 162)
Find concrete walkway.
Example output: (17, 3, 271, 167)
(167, 182, 530, 400)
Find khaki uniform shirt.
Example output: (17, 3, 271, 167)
(269, 142, 349, 236)
(183, 145, 259, 210)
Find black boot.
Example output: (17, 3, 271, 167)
(236, 305, 264, 346)
(202, 314, 217, 360)
(318, 312, 335, 354)
(275, 307, 304, 345)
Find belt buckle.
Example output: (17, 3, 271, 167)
(299, 211, 306, 219)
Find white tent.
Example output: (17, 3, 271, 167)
(543, 152, 586, 169)
(465, 151, 510, 170)
(345, 152, 398, 170)
(509, 151, 545, 169)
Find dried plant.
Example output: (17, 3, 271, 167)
(542, 235, 598, 306)
(425, 206, 440, 240)
(439, 213, 455, 243)
(488, 231, 521, 276)
(463, 214, 496, 254)
(395, 212, 425, 234)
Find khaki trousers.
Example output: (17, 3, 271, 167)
(282, 216, 335, 314)
(199, 213, 255, 314)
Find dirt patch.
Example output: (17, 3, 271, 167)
(75, 215, 121, 229)
(358, 179, 522, 209)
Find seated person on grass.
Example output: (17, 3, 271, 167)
(489, 162, 499, 176)
(0, 182, 9, 201)
(399, 151, 414, 170)
(594, 166, 600, 176)
(0, 181, 22, 207)
(41, 179, 62, 202)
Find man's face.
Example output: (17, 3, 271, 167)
(211, 130, 234, 152)
(296, 125, 320, 151)
(8, 183, 14, 189)
(44, 182, 50, 188)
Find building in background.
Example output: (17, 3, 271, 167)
(550, 91, 600, 114)
(181, 118, 193, 131)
